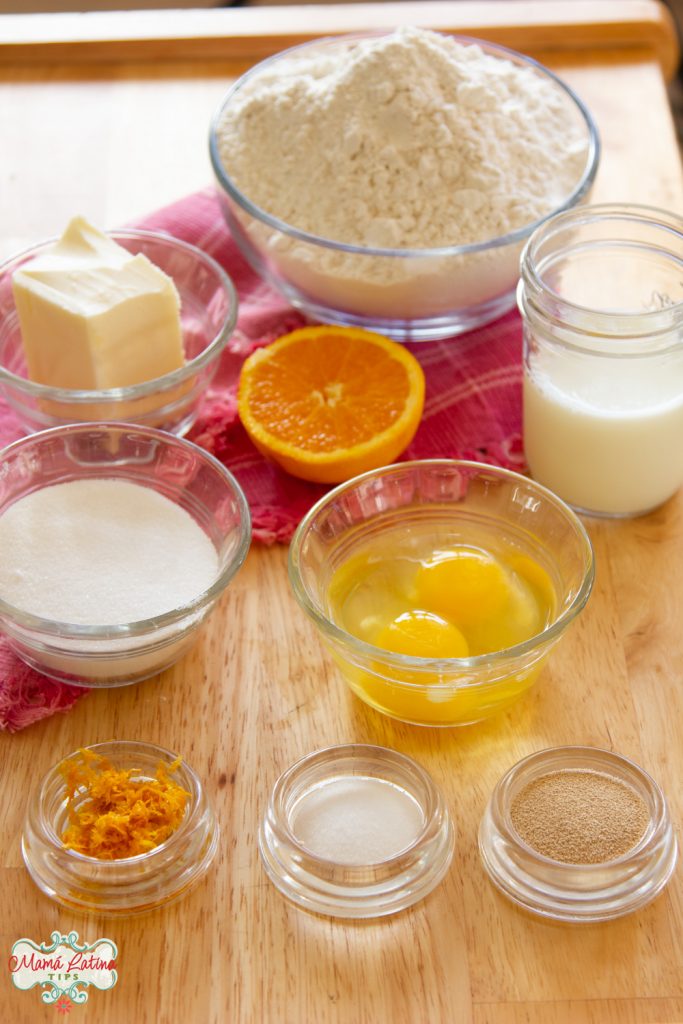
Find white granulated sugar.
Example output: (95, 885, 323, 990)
(0, 479, 219, 625)
(290, 776, 424, 864)
(217, 26, 589, 250)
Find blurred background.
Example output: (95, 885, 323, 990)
(1, 0, 681, 148)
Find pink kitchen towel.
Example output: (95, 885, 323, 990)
(146, 188, 526, 544)
(0, 185, 525, 730)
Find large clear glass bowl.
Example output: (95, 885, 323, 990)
(0, 229, 238, 436)
(289, 460, 594, 726)
(210, 33, 599, 341)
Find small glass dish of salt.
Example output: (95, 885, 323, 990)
(258, 743, 454, 918)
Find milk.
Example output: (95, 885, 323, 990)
(518, 203, 683, 517)
(524, 359, 683, 515)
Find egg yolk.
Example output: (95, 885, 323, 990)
(374, 609, 469, 659)
(413, 547, 512, 629)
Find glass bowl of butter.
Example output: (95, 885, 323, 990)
(0, 219, 238, 435)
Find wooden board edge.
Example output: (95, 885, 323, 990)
(0, 1, 680, 79)
(471, 996, 683, 1024)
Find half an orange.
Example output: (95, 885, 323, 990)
(237, 325, 425, 484)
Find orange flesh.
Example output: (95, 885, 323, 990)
(237, 326, 425, 483)
(245, 333, 412, 452)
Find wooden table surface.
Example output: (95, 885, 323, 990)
(1, 3, 682, 1022)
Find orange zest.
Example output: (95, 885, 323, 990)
(237, 326, 425, 483)
(59, 748, 190, 860)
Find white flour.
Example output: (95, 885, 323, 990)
(217, 27, 589, 250)
(0, 479, 219, 625)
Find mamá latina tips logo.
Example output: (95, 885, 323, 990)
(9, 931, 118, 1013)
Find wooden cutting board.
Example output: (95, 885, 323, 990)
(0, 4, 682, 1023)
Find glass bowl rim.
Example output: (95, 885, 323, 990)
(486, 743, 671, 870)
(519, 201, 683, 349)
(0, 422, 251, 638)
(0, 228, 239, 401)
(209, 30, 600, 260)
(33, 739, 206, 866)
(288, 458, 595, 680)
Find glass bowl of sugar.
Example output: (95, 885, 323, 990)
(209, 27, 599, 341)
(0, 423, 251, 686)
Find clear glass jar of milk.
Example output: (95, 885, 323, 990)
(518, 204, 683, 517)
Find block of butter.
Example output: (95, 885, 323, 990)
(12, 217, 185, 390)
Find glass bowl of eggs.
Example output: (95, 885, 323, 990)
(288, 460, 594, 726)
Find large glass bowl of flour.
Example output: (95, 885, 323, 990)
(210, 28, 599, 341)
(0, 424, 251, 686)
